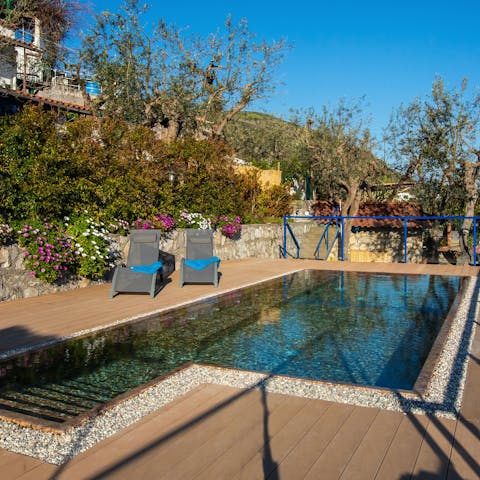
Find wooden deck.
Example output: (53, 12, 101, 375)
(0, 259, 479, 479)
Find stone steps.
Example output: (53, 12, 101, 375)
(298, 225, 331, 259)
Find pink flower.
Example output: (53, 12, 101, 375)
(29, 271, 35, 276)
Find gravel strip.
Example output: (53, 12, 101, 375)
(0, 276, 477, 465)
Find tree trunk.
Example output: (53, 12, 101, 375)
(459, 160, 479, 261)
(341, 181, 361, 261)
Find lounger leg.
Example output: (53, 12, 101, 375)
(149, 273, 156, 298)
(179, 260, 184, 287)
(213, 262, 218, 287)
(109, 268, 119, 298)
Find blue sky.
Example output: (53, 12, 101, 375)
(78, 0, 480, 142)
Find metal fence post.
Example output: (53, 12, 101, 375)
(340, 216, 345, 261)
(403, 217, 408, 263)
(474, 217, 478, 267)
(283, 216, 287, 259)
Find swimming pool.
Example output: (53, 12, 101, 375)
(0, 270, 462, 427)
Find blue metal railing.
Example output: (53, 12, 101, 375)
(282, 214, 343, 259)
(283, 216, 301, 258)
(314, 207, 340, 260)
(283, 214, 479, 266)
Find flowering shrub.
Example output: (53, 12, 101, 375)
(16, 221, 74, 282)
(107, 218, 130, 235)
(155, 213, 175, 232)
(176, 211, 212, 230)
(66, 216, 116, 279)
(131, 218, 156, 230)
(213, 215, 242, 239)
(0, 223, 14, 245)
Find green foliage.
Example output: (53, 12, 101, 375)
(224, 111, 307, 182)
(255, 185, 293, 218)
(0, 106, 78, 221)
(159, 139, 249, 216)
(0, 106, 289, 236)
(61, 116, 169, 220)
(387, 77, 480, 217)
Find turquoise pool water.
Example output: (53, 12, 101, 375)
(0, 270, 460, 423)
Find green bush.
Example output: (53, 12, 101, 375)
(0, 107, 78, 221)
(0, 108, 291, 226)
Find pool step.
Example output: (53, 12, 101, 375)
(0, 382, 110, 423)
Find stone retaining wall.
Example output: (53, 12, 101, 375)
(0, 223, 315, 302)
(349, 229, 424, 263)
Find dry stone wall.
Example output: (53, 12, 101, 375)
(348, 229, 424, 263)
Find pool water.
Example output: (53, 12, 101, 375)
(0, 270, 460, 423)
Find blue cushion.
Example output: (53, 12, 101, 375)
(130, 261, 163, 274)
(184, 256, 220, 270)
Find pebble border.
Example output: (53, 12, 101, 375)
(0, 276, 477, 465)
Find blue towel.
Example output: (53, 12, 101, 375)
(184, 256, 220, 270)
(130, 261, 163, 274)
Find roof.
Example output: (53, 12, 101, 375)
(0, 86, 91, 115)
(313, 201, 431, 229)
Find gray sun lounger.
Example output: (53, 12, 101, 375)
(110, 229, 163, 298)
(180, 229, 220, 288)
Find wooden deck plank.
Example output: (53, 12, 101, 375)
(196, 395, 326, 480)
(0, 451, 52, 480)
(150, 389, 289, 480)
(302, 405, 379, 480)
(374, 413, 430, 479)
(13, 463, 57, 480)
(459, 341, 480, 423)
(447, 419, 480, 479)
(411, 416, 456, 478)
(234, 399, 343, 480)
(55, 383, 221, 462)
(263, 402, 353, 480)
(339, 409, 404, 480)
(53, 384, 248, 479)
(110, 387, 270, 480)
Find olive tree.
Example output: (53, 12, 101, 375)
(81, 0, 289, 141)
(296, 100, 385, 257)
(387, 77, 480, 257)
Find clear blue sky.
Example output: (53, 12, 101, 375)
(77, 0, 480, 142)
